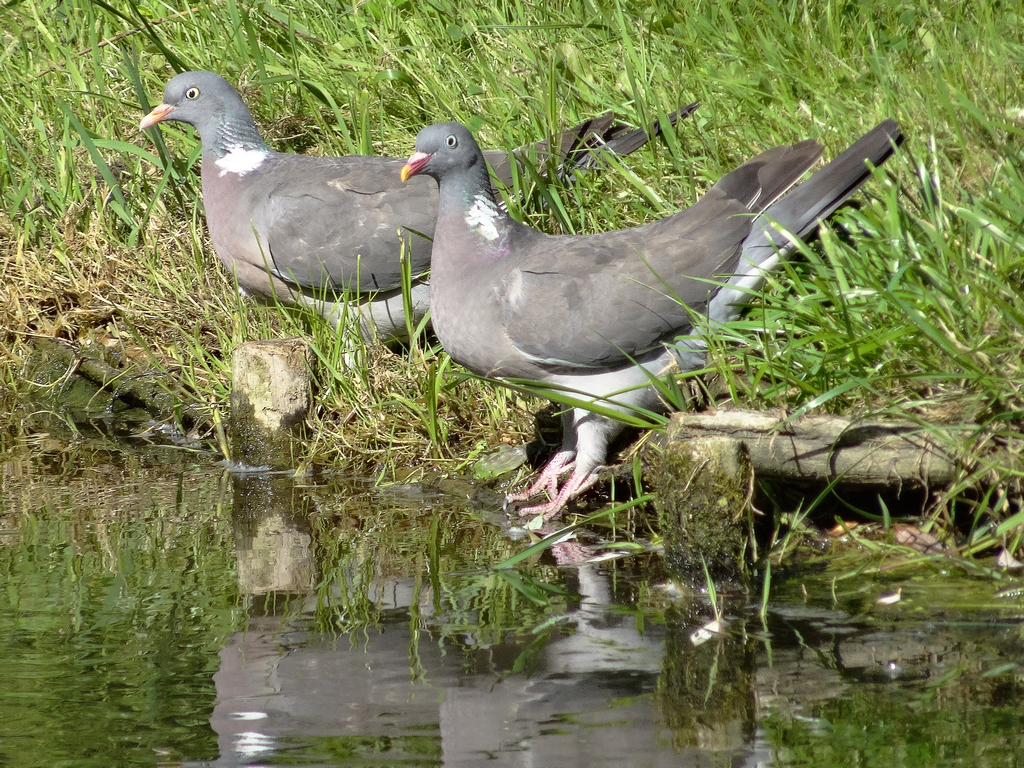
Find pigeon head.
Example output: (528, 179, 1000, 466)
(400, 122, 486, 184)
(140, 71, 268, 157)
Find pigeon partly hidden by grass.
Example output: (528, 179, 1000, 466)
(140, 71, 697, 342)
(401, 118, 903, 518)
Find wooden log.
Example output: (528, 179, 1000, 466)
(664, 410, 957, 489)
(230, 338, 312, 469)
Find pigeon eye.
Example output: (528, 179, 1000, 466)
(445, 134, 458, 148)
(185, 87, 200, 100)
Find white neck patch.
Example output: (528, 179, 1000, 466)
(215, 146, 268, 177)
(465, 194, 501, 241)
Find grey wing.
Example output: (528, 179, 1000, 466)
(501, 193, 753, 373)
(497, 129, 889, 372)
(260, 156, 437, 294)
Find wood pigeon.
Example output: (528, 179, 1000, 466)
(140, 71, 697, 342)
(401, 118, 903, 517)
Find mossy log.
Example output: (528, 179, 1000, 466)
(652, 409, 959, 590)
(654, 436, 753, 591)
(25, 337, 179, 421)
(663, 410, 958, 490)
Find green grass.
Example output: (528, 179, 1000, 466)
(1, 0, 1023, 555)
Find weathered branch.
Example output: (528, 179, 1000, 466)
(28, 337, 179, 421)
(664, 410, 958, 489)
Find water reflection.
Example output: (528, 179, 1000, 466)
(0, 435, 238, 766)
(232, 474, 315, 595)
(2, 436, 1024, 767)
(211, 471, 698, 766)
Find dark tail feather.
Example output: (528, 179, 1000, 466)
(746, 119, 904, 263)
(487, 102, 700, 186)
(567, 101, 702, 172)
(711, 119, 903, 324)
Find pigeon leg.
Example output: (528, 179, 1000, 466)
(505, 449, 576, 504)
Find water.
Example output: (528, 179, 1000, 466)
(2, 432, 1024, 767)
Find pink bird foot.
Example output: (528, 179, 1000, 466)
(515, 465, 601, 520)
(505, 449, 575, 504)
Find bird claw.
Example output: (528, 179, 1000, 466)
(505, 450, 575, 504)
(512, 468, 601, 520)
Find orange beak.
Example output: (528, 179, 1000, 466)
(139, 103, 175, 131)
(400, 151, 431, 182)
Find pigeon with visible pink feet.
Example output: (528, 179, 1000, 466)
(402, 119, 902, 518)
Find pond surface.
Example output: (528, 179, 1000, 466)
(2, 430, 1024, 767)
